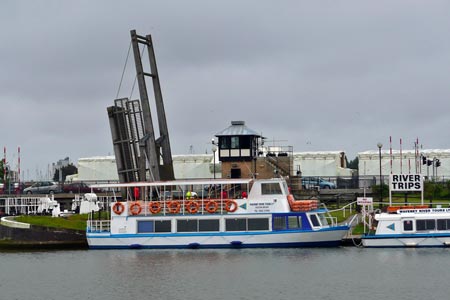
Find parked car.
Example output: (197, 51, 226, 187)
(23, 181, 61, 194)
(2, 182, 26, 194)
(62, 182, 101, 194)
(302, 177, 336, 189)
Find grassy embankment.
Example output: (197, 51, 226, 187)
(15, 214, 89, 231)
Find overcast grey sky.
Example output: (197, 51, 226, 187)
(1, 0, 449, 180)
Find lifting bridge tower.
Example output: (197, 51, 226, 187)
(108, 30, 175, 182)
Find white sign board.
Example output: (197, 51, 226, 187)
(357, 197, 373, 205)
(390, 174, 423, 191)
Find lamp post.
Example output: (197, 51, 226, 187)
(377, 142, 383, 208)
(212, 139, 217, 179)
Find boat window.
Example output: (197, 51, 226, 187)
(403, 220, 413, 231)
(310, 214, 321, 227)
(416, 219, 435, 231)
(177, 219, 198, 232)
(273, 216, 287, 230)
(138, 220, 171, 233)
(437, 219, 450, 230)
(261, 183, 282, 195)
(248, 218, 269, 231)
(199, 219, 220, 232)
(318, 214, 329, 226)
(288, 216, 301, 229)
(137, 221, 154, 233)
(155, 220, 172, 232)
(226, 218, 247, 231)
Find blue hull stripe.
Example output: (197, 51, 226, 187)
(365, 245, 450, 248)
(87, 226, 349, 239)
(363, 233, 450, 240)
(89, 240, 343, 249)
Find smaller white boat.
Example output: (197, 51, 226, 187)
(362, 206, 450, 248)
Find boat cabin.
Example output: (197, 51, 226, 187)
(374, 208, 450, 235)
(88, 177, 334, 236)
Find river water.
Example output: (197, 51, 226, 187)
(1, 247, 450, 300)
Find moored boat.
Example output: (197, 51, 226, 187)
(86, 177, 349, 249)
(362, 206, 450, 248)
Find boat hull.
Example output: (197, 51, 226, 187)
(362, 234, 450, 248)
(87, 227, 349, 249)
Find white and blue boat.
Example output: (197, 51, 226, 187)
(362, 206, 450, 248)
(86, 177, 349, 249)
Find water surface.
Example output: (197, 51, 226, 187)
(1, 247, 449, 300)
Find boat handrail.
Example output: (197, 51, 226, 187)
(347, 214, 359, 227)
(87, 220, 111, 233)
(323, 216, 338, 227)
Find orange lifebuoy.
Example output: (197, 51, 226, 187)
(225, 199, 238, 212)
(167, 201, 181, 214)
(149, 201, 161, 214)
(185, 201, 199, 214)
(205, 200, 218, 213)
(112, 202, 125, 215)
(129, 202, 142, 215)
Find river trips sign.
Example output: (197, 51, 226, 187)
(389, 174, 423, 192)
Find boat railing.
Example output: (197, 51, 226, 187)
(323, 216, 338, 227)
(110, 197, 245, 216)
(87, 220, 111, 233)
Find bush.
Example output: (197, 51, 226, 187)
(371, 184, 389, 199)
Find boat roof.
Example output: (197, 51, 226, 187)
(377, 208, 450, 220)
(91, 178, 253, 188)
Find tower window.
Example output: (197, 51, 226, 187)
(219, 137, 230, 149)
(231, 137, 239, 149)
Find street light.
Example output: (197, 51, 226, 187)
(377, 142, 383, 208)
(212, 138, 217, 179)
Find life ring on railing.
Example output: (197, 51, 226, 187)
(149, 201, 161, 214)
(129, 202, 142, 215)
(112, 202, 125, 215)
(225, 200, 238, 213)
(167, 201, 181, 214)
(205, 200, 219, 213)
(185, 201, 200, 214)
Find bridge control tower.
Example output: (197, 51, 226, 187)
(214, 121, 294, 180)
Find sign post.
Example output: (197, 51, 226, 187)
(389, 174, 424, 205)
(357, 197, 373, 233)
